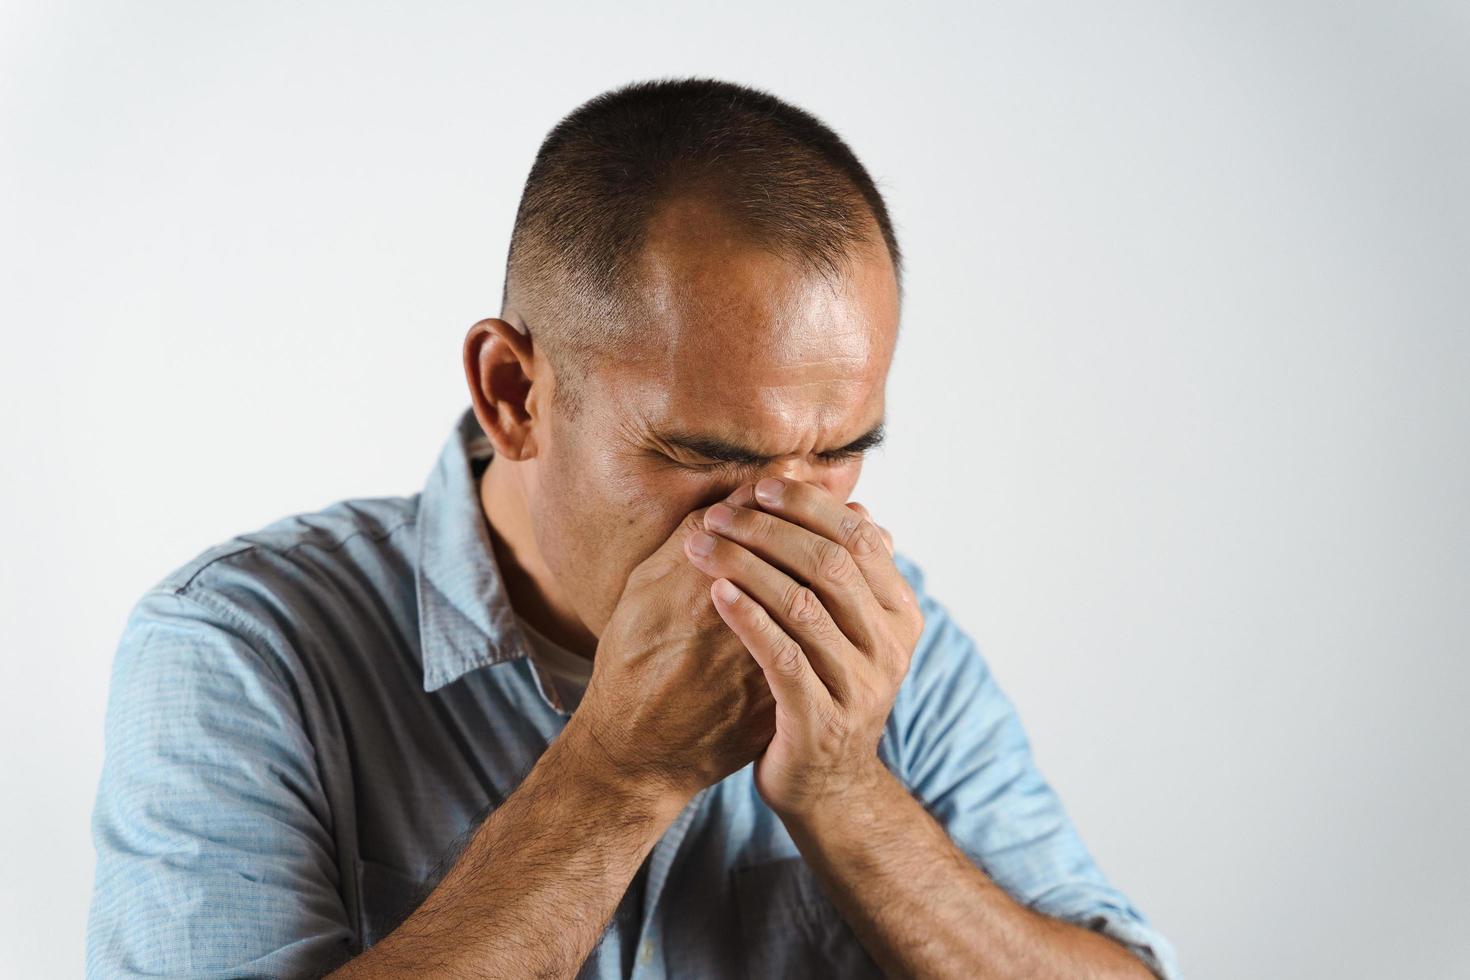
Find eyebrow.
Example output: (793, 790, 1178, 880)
(659, 419, 886, 466)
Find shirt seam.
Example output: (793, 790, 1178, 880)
(162, 586, 301, 706)
(171, 514, 418, 594)
(158, 512, 414, 706)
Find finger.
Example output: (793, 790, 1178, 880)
(633, 483, 762, 582)
(703, 501, 883, 653)
(724, 482, 758, 507)
(753, 478, 909, 612)
(685, 529, 861, 701)
(846, 502, 894, 556)
(709, 577, 832, 715)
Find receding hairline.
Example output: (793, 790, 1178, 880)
(494, 76, 906, 414)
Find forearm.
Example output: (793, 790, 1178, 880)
(781, 765, 1152, 980)
(328, 719, 687, 979)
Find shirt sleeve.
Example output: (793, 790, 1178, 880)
(887, 552, 1182, 980)
(86, 588, 354, 979)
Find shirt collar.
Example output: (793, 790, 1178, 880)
(415, 407, 535, 692)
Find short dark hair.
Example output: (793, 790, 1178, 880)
(500, 76, 903, 415)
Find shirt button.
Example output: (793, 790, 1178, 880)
(639, 940, 653, 965)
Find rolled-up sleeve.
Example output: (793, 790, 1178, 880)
(87, 588, 353, 978)
(887, 552, 1181, 980)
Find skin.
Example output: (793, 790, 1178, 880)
(326, 196, 1152, 979)
(470, 193, 894, 660)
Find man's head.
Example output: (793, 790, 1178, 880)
(465, 77, 902, 642)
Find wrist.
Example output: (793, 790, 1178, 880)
(770, 756, 900, 826)
(550, 714, 696, 824)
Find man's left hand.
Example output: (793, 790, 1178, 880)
(682, 477, 925, 818)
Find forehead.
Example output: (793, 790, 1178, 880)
(606, 196, 899, 450)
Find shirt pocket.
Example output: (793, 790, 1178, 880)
(733, 857, 886, 979)
(354, 857, 428, 948)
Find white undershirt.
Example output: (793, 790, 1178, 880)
(515, 613, 593, 712)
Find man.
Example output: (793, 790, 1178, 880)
(87, 77, 1179, 979)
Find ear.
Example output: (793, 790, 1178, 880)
(463, 317, 541, 461)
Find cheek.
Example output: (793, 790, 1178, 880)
(821, 461, 864, 501)
(524, 449, 620, 587)
(552, 448, 702, 577)
(612, 470, 707, 551)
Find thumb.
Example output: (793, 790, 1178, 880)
(637, 484, 759, 580)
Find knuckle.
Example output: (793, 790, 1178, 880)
(743, 509, 775, 542)
(753, 608, 786, 640)
(771, 637, 806, 677)
(848, 519, 884, 559)
(784, 583, 826, 627)
(679, 511, 708, 541)
(624, 555, 666, 592)
(813, 537, 854, 586)
(624, 559, 652, 589)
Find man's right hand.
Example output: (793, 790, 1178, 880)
(563, 483, 776, 806)
(327, 487, 769, 978)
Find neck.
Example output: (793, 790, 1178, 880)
(478, 452, 597, 660)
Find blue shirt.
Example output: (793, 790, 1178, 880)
(87, 407, 1180, 979)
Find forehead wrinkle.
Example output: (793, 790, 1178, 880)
(654, 384, 883, 462)
(614, 210, 895, 463)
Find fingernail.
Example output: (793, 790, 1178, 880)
(726, 483, 754, 505)
(755, 477, 784, 505)
(688, 531, 716, 556)
(705, 503, 734, 532)
(714, 579, 740, 603)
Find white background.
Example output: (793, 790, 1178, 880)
(2, 2, 1466, 977)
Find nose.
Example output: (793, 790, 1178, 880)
(707, 460, 813, 508)
(767, 457, 809, 484)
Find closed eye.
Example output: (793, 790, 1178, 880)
(683, 449, 867, 472)
(816, 448, 867, 464)
(657, 420, 884, 473)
